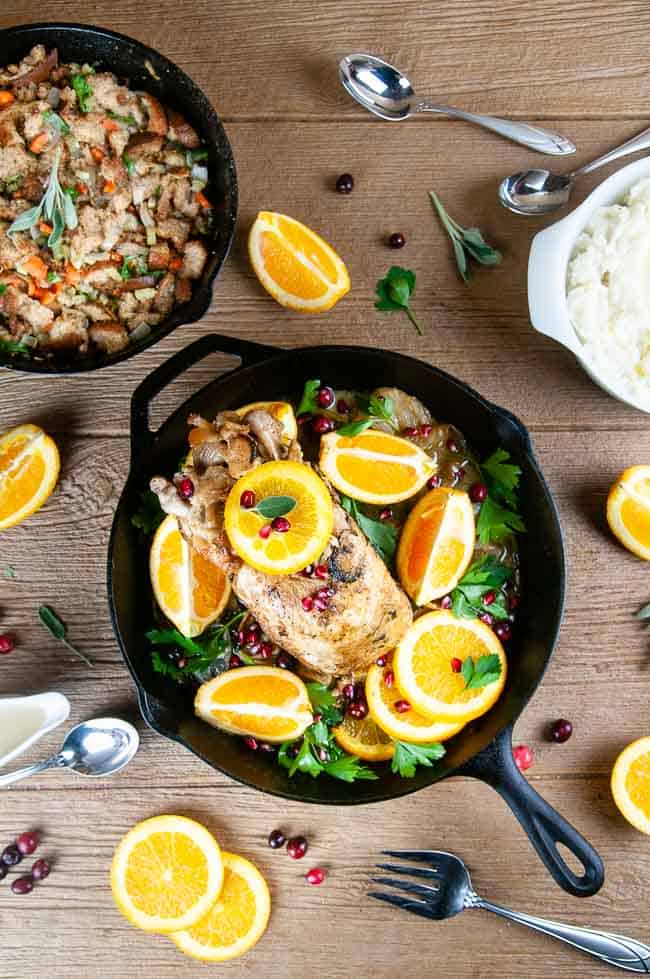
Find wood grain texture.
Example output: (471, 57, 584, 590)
(1, 2, 650, 977)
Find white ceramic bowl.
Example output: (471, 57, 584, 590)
(528, 155, 650, 414)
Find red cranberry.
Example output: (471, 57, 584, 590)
(394, 700, 411, 713)
(336, 173, 354, 194)
(494, 622, 512, 642)
(440, 595, 452, 610)
(31, 858, 50, 881)
(348, 699, 368, 720)
(2, 844, 22, 866)
(301, 564, 314, 578)
(271, 516, 291, 533)
(301, 595, 314, 611)
(259, 524, 272, 539)
(379, 507, 393, 521)
(384, 669, 394, 688)
(483, 591, 496, 606)
(427, 475, 441, 489)
(259, 642, 274, 659)
(388, 232, 406, 249)
(375, 655, 387, 667)
(336, 399, 350, 414)
(469, 482, 488, 503)
(314, 564, 328, 579)
(229, 653, 243, 668)
(342, 683, 356, 701)
(276, 652, 295, 670)
(312, 416, 335, 434)
(450, 657, 462, 673)
(317, 385, 335, 409)
(11, 876, 33, 895)
(551, 719, 573, 743)
(403, 426, 419, 437)
(178, 477, 194, 499)
(240, 489, 256, 509)
(0, 633, 15, 654)
(446, 438, 459, 452)
(479, 612, 494, 627)
(244, 736, 258, 750)
(306, 866, 326, 885)
(268, 829, 286, 849)
(287, 835, 308, 859)
(513, 744, 533, 771)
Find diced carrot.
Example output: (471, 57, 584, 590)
(21, 256, 48, 281)
(76, 182, 88, 195)
(90, 146, 105, 163)
(101, 118, 120, 132)
(29, 133, 49, 155)
(169, 256, 183, 271)
(64, 264, 81, 285)
(40, 289, 55, 306)
(51, 281, 63, 296)
(103, 179, 117, 194)
(195, 190, 212, 209)
(39, 221, 53, 235)
(0, 91, 14, 108)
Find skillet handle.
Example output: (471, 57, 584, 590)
(130, 333, 278, 460)
(457, 724, 604, 897)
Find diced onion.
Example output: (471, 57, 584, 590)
(146, 228, 157, 246)
(134, 288, 156, 301)
(191, 164, 208, 183)
(116, 241, 148, 256)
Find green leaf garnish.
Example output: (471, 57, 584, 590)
(297, 378, 320, 416)
(43, 110, 70, 136)
(391, 741, 446, 778)
(123, 153, 136, 177)
(147, 611, 246, 680)
(451, 555, 513, 621)
(38, 604, 93, 667)
(375, 266, 423, 335)
(476, 495, 525, 545)
(430, 191, 502, 282)
(108, 110, 137, 126)
(7, 146, 78, 249)
(475, 448, 525, 544)
(338, 393, 398, 436)
(461, 653, 502, 690)
(130, 489, 165, 535)
(71, 74, 93, 113)
(0, 336, 31, 357)
(305, 682, 343, 726)
(340, 494, 397, 567)
(254, 495, 296, 519)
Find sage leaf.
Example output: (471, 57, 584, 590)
(254, 495, 297, 519)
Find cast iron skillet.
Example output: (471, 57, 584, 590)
(0, 23, 237, 373)
(108, 333, 604, 898)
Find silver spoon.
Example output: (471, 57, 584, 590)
(371, 850, 650, 972)
(0, 717, 139, 787)
(499, 125, 650, 214)
(339, 53, 575, 155)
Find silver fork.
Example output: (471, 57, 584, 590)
(370, 850, 650, 973)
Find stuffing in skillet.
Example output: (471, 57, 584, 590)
(0, 45, 212, 359)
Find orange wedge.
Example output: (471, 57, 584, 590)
(611, 737, 650, 835)
(319, 430, 436, 505)
(607, 466, 650, 561)
(333, 712, 395, 762)
(110, 815, 224, 933)
(397, 487, 475, 604)
(0, 423, 60, 531)
(194, 666, 313, 742)
(365, 662, 465, 743)
(172, 851, 271, 961)
(150, 515, 231, 637)
(248, 211, 350, 312)
(224, 460, 333, 575)
(393, 610, 507, 723)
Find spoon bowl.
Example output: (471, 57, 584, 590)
(499, 170, 573, 215)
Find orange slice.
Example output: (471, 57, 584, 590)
(171, 851, 271, 962)
(365, 662, 465, 743)
(606, 466, 650, 561)
(110, 815, 224, 933)
(248, 211, 350, 312)
(393, 610, 507, 723)
(194, 666, 313, 742)
(0, 423, 60, 531)
(319, 430, 436, 505)
(397, 487, 475, 604)
(224, 460, 333, 575)
(150, 515, 231, 637)
(333, 712, 395, 762)
(611, 737, 650, 835)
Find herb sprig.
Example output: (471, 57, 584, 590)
(7, 146, 78, 248)
(338, 392, 398, 436)
(476, 449, 525, 545)
(430, 191, 502, 282)
(297, 379, 321, 416)
(254, 495, 296, 520)
(461, 653, 502, 690)
(71, 74, 93, 113)
(147, 611, 246, 680)
(375, 266, 424, 335)
(38, 604, 93, 667)
(391, 740, 446, 778)
(451, 555, 513, 621)
(131, 490, 165, 535)
(340, 494, 397, 567)
(0, 336, 31, 357)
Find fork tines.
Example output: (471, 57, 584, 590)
(369, 849, 447, 920)
(367, 889, 438, 921)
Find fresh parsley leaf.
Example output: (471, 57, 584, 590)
(130, 489, 165, 534)
(338, 392, 399, 436)
(305, 682, 343, 726)
(254, 495, 296, 519)
(5, 174, 22, 193)
(430, 190, 502, 282)
(71, 74, 93, 113)
(0, 283, 7, 295)
(461, 653, 502, 690)
(150, 648, 185, 679)
(323, 755, 378, 782)
(375, 266, 423, 335)
(123, 153, 136, 177)
(481, 448, 522, 509)
(38, 604, 93, 667)
(451, 555, 513, 621)
(146, 628, 204, 657)
(340, 494, 397, 566)
(0, 336, 31, 356)
(147, 612, 246, 680)
(391, 741, 446, 778)
(297, 378, 320, 415)
(476, 495, 525, 545)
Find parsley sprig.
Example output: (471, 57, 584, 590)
(338, 392, 398, 436)
(340, 494, 397, 567)
(0, 336, 31, 357)
(461, 653, 502, 690)
(391, 741, 446, 778)
(131, 489, 165, 535)
(375, 267, 424, 335)
(430, 191, 502, 282)
(476, 449, 526, 545)
(147, 611, 246, 681)
(451, 555, 513, 621)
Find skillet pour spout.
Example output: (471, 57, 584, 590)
(108, 333, 604, 898)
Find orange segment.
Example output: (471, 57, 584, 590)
(319, 429, 435, 505)
(365, 662, 465, 743)
(393, 610, 507, 723)
(248, 211, 350, 312)
(397, 488, 475, 604)
(607, 466, 650, 560)
(172, 852, 271, 962)
(611, 737, 650, 834)
(150, 514, 231, 637)
(194, 666, 313, 742)
(224, 460, 334, 575)
(110, 815, 224, 933)
(333, 712, 395, 762)
(0, 423, 60, 531)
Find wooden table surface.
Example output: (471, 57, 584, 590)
(2, 2, 650, 976)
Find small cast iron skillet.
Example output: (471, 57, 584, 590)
(0, 23, 237, 373)
(108, 334, 604, 898)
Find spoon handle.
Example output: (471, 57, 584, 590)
(572, 126, 650, 177)
(475, 897, 650, 972)
(0, 753, 65, 787)
(415, 102, 575, 155)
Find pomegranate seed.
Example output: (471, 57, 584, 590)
(268, 829, 286, 849)
(11, 876, 33, 895)
(301, 564, 314, 578)
(375, 655, 387, 667)
(287, 836, 308, 859)
(317, 386, 335, 409)
(297, 412, 311, 426)
(403, 426, 419, 437)
(306, 866, 326, 885)
(419, 423, 433, 437)
(509, 594, 520, 611)
(177, 656, 187, 669)
(336, 173, 354, 194)
(394, 700, 411, 713)
(276, 652, 295, 670)
(312, 596, 328, 611)
(440, 595, 452, 609)
(479, 612, 494, 627)
(0, 633, 15, 654)
(314, 564, 328, 579)
(244, 626, 259, 645)
(483, 591, 496, 606)
(495, 622, 512, 642)
(301, 596, 314, 611)
(315, 586, 333, 600)
(240, 489, 256, 509)
(1, 845, 22, 866)
(31, 858, 50, 881)
(551, 719, 573, 743)
(244, 736, 258, 750)
(247, 641, 261, 656)
(312, 416, 334, 434)
(513, 744, 533, 771)
(388, 232, 406, 249)
(259, 742, 276, 754)
(450, 657, 462, 673)
(336, 399, 350, 414)
(236, 627, 247, 645)
(469, 481, 488, 503)
(348, 699, 368, 720)
(427, 475, 441, 489)
(271, 516, 290, 533)
(379, 507, 393, 521)
(446, 438, 459, 452)
(317, 747, 330, 763)
(342, 683, 356, 701)
(229, 653, 243, 668)
(259, 642, 274, 659)
(452, 465, 465, 480)
(384, 669, 394, 688)
(259, 524, 272, 539)
(178, 477, 194, 499)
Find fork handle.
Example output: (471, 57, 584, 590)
(476, 898, 650, 972)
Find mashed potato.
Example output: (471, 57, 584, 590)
(567, 177, 650, 411)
